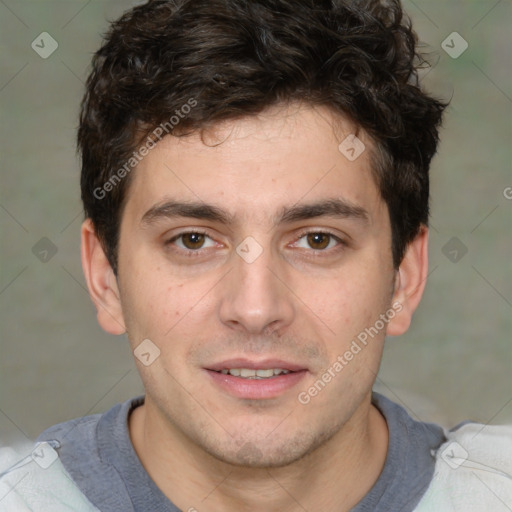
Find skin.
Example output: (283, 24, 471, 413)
(81, 102, 428, 512)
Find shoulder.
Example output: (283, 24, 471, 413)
(414, 422, 512, 511)
(0, 441, 99, 511)
(0, 398, 137, 512)
(36, 409, 104, 445)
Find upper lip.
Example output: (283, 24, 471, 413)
(205, 358, 307, 372)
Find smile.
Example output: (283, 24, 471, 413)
(217, 368, 292, 378)
(205, 367, 307, 399)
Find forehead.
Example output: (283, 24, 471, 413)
(122, 103, 385, 226)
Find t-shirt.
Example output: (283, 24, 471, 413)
(1, 392, 511, 511)
(41, 392, 448, 511)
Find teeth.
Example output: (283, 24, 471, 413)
(219, 368, 291, 379)
(255, 369, 274, 378)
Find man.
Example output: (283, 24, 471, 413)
(0, 0, 511, 510)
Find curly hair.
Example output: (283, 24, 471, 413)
(78, 0, 447, 274)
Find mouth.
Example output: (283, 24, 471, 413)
(217, 368, 293, 379)
(204, 359, 308, 399)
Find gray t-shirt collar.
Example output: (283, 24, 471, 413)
(39, 392, 446, 511)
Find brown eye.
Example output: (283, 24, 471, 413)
(165, 231, 217, 254)
(306, 233, 331, 250)
(181, 232, 206, 250)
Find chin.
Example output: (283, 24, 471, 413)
(200, 423, 341, 469)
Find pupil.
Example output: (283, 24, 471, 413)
(307, 233, 329, 250)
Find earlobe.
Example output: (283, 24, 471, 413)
(81, 219, 126, 335)
(386, 226, 429, 336)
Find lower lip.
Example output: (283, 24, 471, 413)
(204, 369, 307, 400)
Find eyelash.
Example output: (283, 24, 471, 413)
(293, 229, 347, 254)
(165, 230, 213, 257)
(165, 229, 346, 257)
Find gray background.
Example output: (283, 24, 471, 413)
(1, 0, 511, 448)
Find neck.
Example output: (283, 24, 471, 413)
(129, 394, 389, 512)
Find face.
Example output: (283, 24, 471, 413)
(96, 104, 410, 467)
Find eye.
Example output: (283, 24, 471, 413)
(293, 231, 343, 251)
(166, 231, 217, 251)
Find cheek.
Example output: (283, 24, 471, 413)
(124, 262, 219, 343)
(309, 265, 390, 330)
(118, 259, 174, 339)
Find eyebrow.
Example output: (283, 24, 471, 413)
(277, 198, 369, 225)
(140, 198, 369, 228)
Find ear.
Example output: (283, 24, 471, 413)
(81, 218, 126, 335)
(386, 226, 429, 336)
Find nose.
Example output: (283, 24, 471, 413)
(218, 241, 295, 335)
